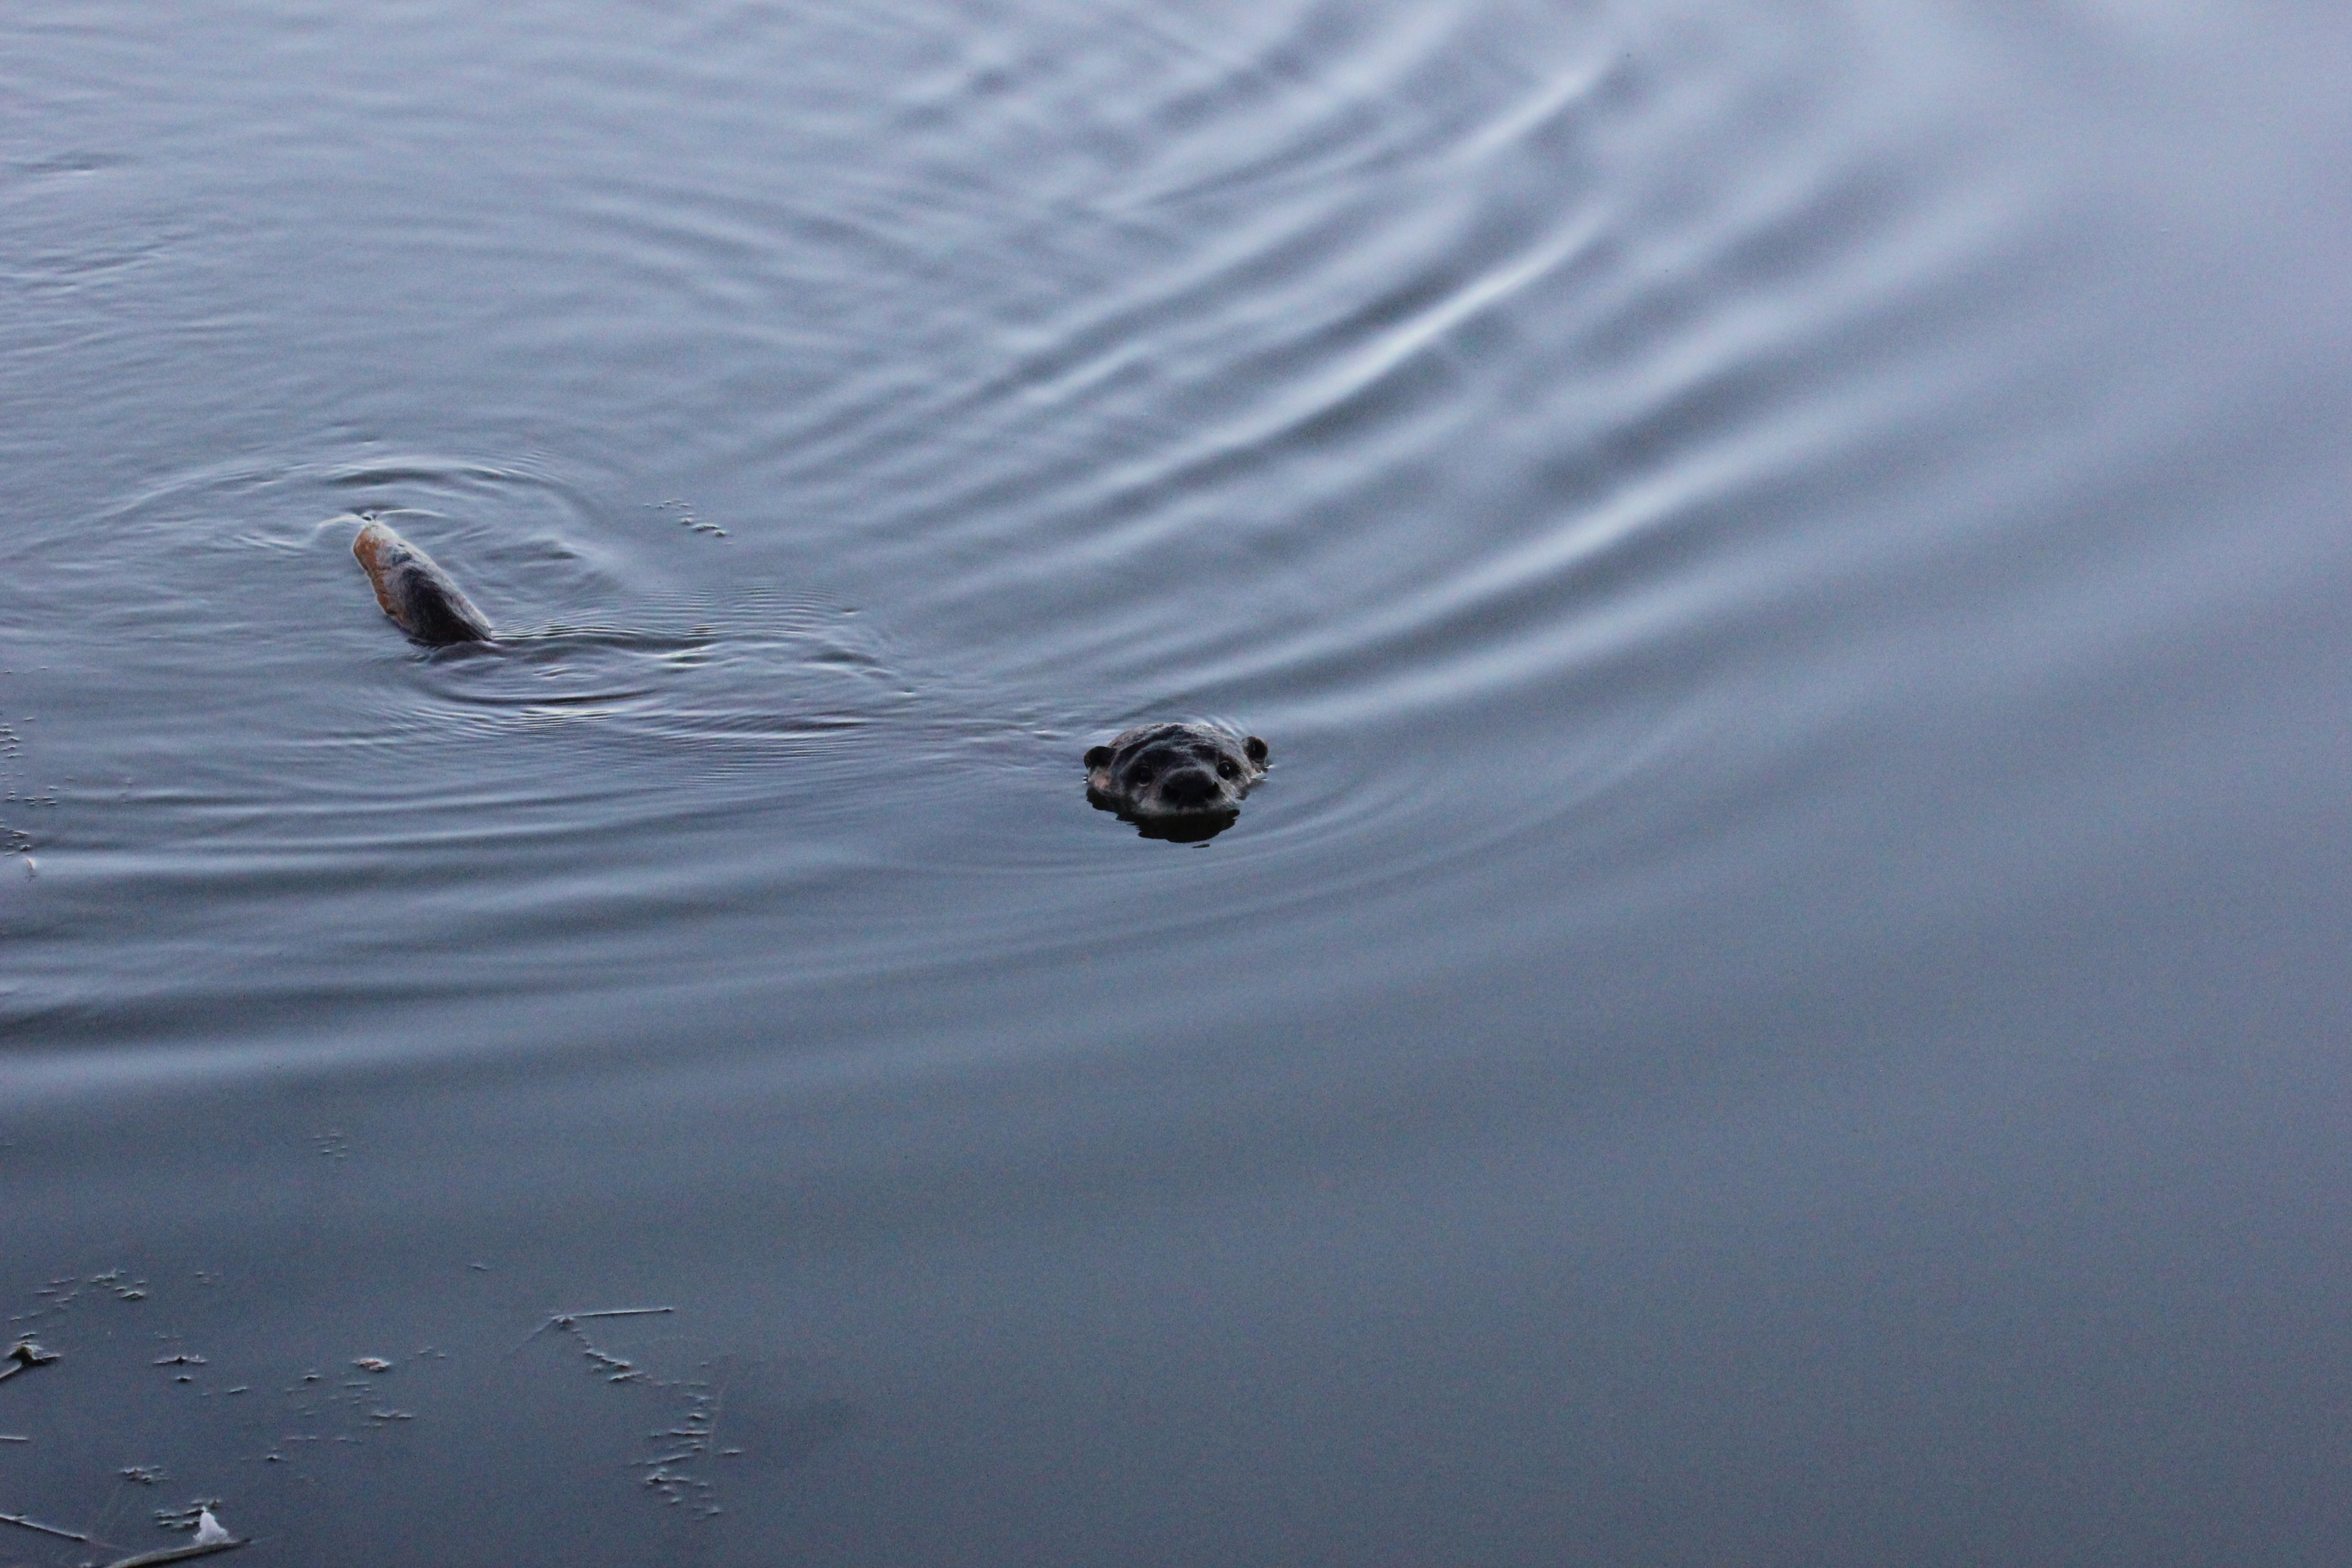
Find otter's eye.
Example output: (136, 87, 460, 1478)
(1216, 760, 1238, 779)
(1132, 768, 1154, 785)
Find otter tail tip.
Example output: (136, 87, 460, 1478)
(351, 517, 395, 567)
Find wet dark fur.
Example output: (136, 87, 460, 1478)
(1084, 722, 1269, 838)
(352, 519, 494, 646)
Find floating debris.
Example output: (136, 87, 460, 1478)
(11, 1270, 157, 1328)
(93, 1269, 149, 1302)
(0, 1339, 59, 1382)
(102, 1506, 245, 1568)
(99, 1534, 245, 1567)
(550, 1307, 675, 1330)
(517, 1305, 675, 1354)
(647, 498, 727, 538)
(522, 1308, 731, 1514)
(583, 1344, 646, 1383)
(151, 1503, 225, 1535)
(0, 1509, 91, 1542)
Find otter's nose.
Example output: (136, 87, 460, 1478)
(1158, 768, 1219, 809)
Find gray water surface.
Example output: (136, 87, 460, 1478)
(5, 1, 2352, 1563)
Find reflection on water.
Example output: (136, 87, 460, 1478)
(1088, 795, 1245, 843)
(5, 0, 2352, 1561)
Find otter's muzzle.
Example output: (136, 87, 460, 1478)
(1156, 769, 1221, 811)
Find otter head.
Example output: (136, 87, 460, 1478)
(1084, 722, 1269, 840)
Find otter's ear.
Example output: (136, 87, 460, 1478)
(1084, 745, 1113, 769)
(1244, 736, 1269, 764)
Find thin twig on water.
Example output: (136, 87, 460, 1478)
(97, 1536, 248, 1568)
(515, 1305, 676, 1352)
(0, 1509, 91, 1542)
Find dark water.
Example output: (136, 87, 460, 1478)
(5, 0, 2351, 1562)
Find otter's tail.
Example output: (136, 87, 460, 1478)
(352, 519, 495, 646)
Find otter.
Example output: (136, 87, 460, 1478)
(1085, 722, 1269, 840)
(349, 522, 1274, 841)
(352, 519, 494, 646)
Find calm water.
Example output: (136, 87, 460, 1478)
(5, 0, 2351, 1562)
